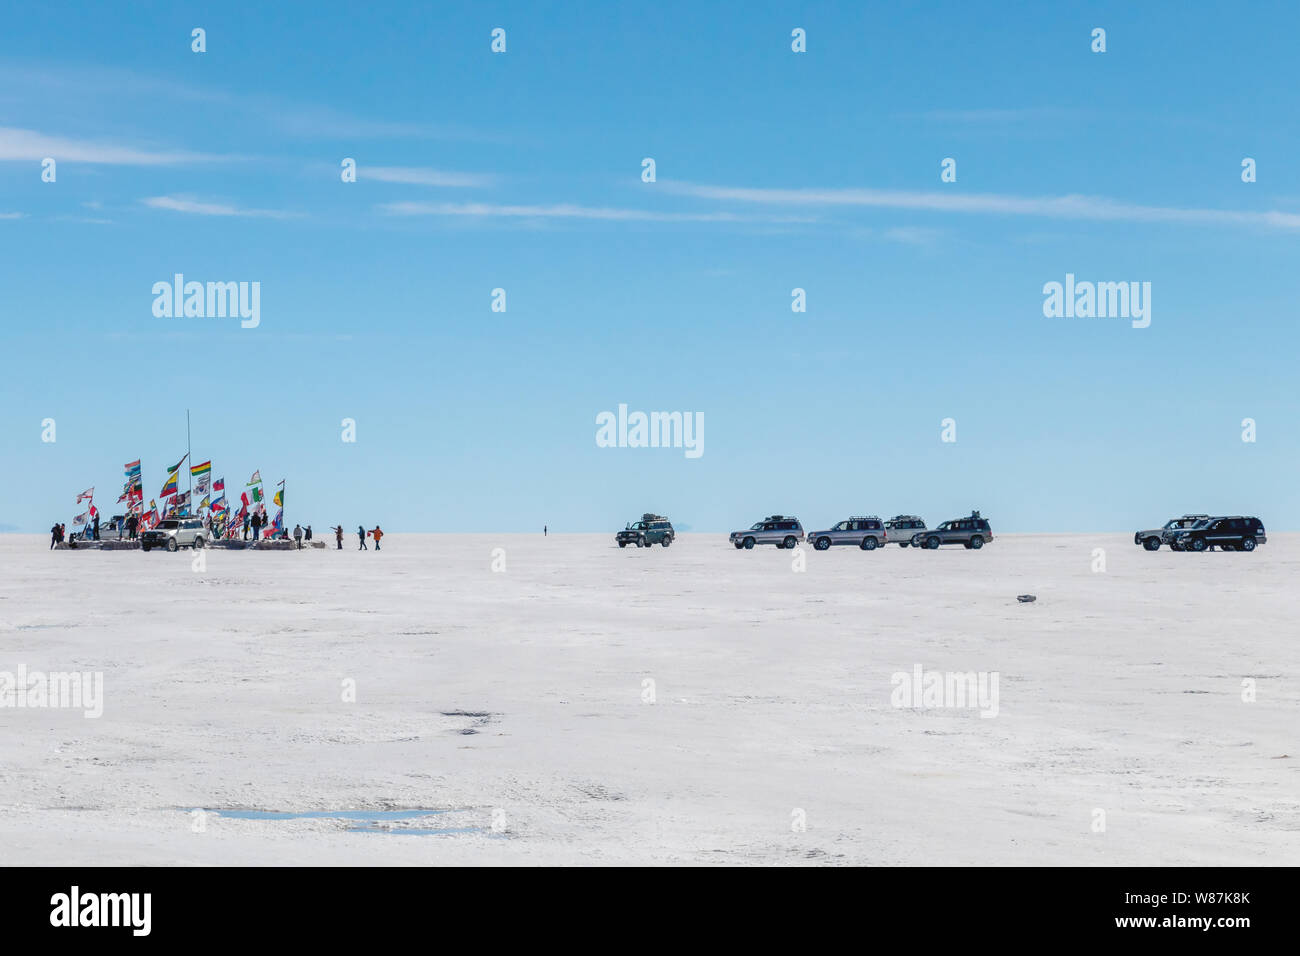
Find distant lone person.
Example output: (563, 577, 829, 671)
(333, 525, 343, 549)
(544, 525, 547, 536)
(127, 514, 138, 540)
(357, 525, 367, 550)
(293, 524, 303, 549)
(50, 523, 60, 549)
(370, 526, 383, 551)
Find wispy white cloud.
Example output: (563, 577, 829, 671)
(661, 181, 1300, 230)
(0, 212, 26, 220)
(362, 166, 497, 188)
(141, 195, 300, 219)
(0, 126, 223, 165)
(378, 200, 815, 223)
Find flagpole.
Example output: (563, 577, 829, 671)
(186, 409, 192, 502)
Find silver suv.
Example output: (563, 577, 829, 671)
(141, 517, 207, 552)
(730, 515, 804, 550)
(884, 515, 927, 547)
(911, 511, 993, 550)
(808, 516, 886, 551)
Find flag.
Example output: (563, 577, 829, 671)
(240, 491, 250, 508)
(214, 477, 225, 493)
(191, 460, 211, 479)
(272, 508, 284, 532)
(195, 475, 211, 496)
(273, 488, 283, 507)
(168, 454, 188, 473)
(124, 460, 141, 476)
(88, 504, 98, 518)
(74, 511, 88, 524)
(251, 486, 264, 503)
(76, 488, 94, 503)
(210, 495, 227, 513)
(160, 470, 179, 497)
(198, 496, 211, 511)
(117, 490, 129, 503)
(247, 470, 261, 486)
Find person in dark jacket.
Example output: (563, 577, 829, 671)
(357, 525, 367, 550)
(333, 525, 343, 549)
(305, 525, 312, 542)
(293, 524, 303, 549)
(50, 523, 60, 549)
(92, 513, 100, 540)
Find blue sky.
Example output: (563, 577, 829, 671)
(3, 0, 1299, 533)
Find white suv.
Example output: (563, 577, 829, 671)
(141, 517, 207, 552)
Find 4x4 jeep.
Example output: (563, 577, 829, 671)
(617, 514, 675, 548)
(912, 511, 993, 550)
(730, 516, 804, 550)
(809, 516, 887, 551)
(1173, 516, 1266, 553)
(141, 517, 207, 552)
(1134, 514, 1209, 551)
(884, 515, 927, 547)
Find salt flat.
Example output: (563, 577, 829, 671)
(0, 532, 1296, 866)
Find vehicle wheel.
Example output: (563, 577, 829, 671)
(1241, 538, 1256, 552)
(782, 536, 797, 550)
(1190, 538, 1207, 552)
(662, 536, 671, 547)
(141, 544, 151, 553)
(860, 537, 878, 551)
(926, 536, 941, 550)
(963, 543, 972, 549)
(733, 542, 744, 550)
(166, 538, 178, 552)
(193, 536, 204, 549)
(970, 536, 984, 550)
(618, 541, 627, 548)
(815, 537, 831, 551)
(636, 536, 645, 548)
(743, 537, 755, 550)
(1143, 538, 1160, 551)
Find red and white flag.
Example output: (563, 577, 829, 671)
(75, 488, 94, 503)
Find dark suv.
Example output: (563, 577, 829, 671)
(911, 511, 993, 550)
(617, 514, 675, 548)
(1173, 516, 1266, 552)
(884, 515, 927, 547)
(729, 516, 804, 550)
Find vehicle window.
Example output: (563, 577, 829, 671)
(751, 523, 763, 530)
(158, 520, 178, 529)
(833, 521, 847, 531)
